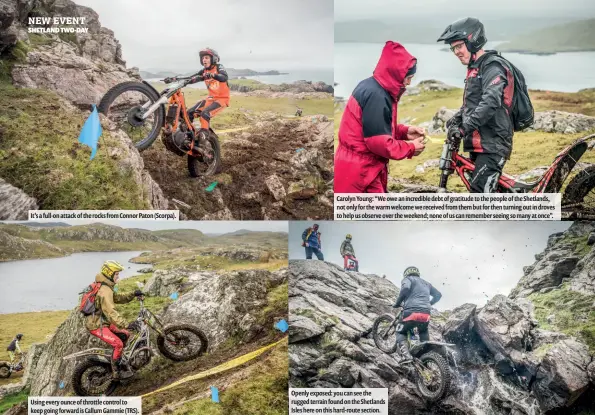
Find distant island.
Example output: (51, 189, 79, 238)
(140, 68, 289, 80)
(498, 18, 595, 54)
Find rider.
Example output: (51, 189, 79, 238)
(335, 41, 426, 193)
(438, 18, 515, 193)
(340, 234, 358, 272)
(6, 334, 23, 363)
(85, 260, 144, 380)
(393, 266, 442, 363)
(164, 48, 230, 151)
(302, 224, 323, 260)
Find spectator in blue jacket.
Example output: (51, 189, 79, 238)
(301, 224, 323, 260)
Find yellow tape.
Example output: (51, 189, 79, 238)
(142, 337, 287, 398)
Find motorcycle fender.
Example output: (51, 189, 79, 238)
(87, 355, 112, 364)
(142, 81, 162, 100)
(541, 140, 588, 192)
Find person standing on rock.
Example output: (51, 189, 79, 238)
(164, 48, 230, 152)
(6, 333, 23, 363)
(340, 234, 358, 272)
(334, 41, 426, 193)
(438, 18, 515, 192)
(393, 266, 442, 363)
(85, 260, 144, 380)
(302, 224, 324, 260)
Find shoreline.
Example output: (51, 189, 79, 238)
(0, 249, 150, 263)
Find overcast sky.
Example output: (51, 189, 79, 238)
(335, 0, 594, 20)
(73, 0, 333, 72)
(9, 220, 288, 233)
(289, 221, 570, 310)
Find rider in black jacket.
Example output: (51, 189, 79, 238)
(393, 266, 442, 363)
(438, 18, 516, 193)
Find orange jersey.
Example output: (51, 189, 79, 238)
(201, 64, 230, 101)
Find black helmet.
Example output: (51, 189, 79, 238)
(437, 17, 487, 53)
(16, 334, 23, 340)
(403, 266, 420, 278)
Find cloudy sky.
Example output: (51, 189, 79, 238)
(8, 220, 287, 233)
(73, 0, 333, 72)
(335, 0, 594, 21)
(289, 221, 571, 310)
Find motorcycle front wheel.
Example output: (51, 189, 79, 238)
(72, 359, 118, 397)
(415, 351, 451, 402)
(98, 81, 164, 151)
(372, 314, 399, 354)
(0, 362, 11, 378)
(157, 324, 208, 362)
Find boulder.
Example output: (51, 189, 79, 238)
(0, 178, 38, 220)
(442, 303, 476, 343)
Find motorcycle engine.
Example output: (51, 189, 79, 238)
(162, 122, 192, 157)
(129, 347, 152, 370)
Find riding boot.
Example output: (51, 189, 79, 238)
(398, 341, 413, 363)
(112, 358, 134, 380)
(110, 359, 121, 380)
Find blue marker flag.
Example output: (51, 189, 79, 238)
(275, 319, 289, 333)
(205, 182, 218, 192)
(59, 381, 65, 389)
(78, 104, 102, 160)
(170, 292, 179, 300)
(211, 386, 220, 403)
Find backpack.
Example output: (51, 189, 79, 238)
(482, 53, 534, 131)
(79, 282, 103, 316)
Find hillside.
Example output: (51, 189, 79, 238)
(0, 245, 289, 414)
(0, 223, 289, 262)
(288, 221, 595, 414)
(140, 68, 286, 80)
(499, 18, 595, 54)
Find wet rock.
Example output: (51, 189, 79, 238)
(265, 174, 286, 201)
(0, 178, 38, 220)
(442, 303, 476, 343)
(533, 339, 591, 412)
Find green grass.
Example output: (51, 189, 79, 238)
(172, 341, 288, 415)
(113, 273, 172, 321)
(258, 282, 288, 328)
(335, 86, 595, 191)
(0, 389, 29, 414)
(529, 283, 595, 352)
(0, 311, 70, 362)
(0, 81, 148, 210)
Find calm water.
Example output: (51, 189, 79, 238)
(148, 69, 334, 90)
(0, 251, 148, 314)
(335, 42, 595, 98)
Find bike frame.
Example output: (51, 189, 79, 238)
(438, 135, 593, 193)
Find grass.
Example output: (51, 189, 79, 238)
(529, 283, 595, 352)
(335, 86, 595, 191)
(0, 389, 29, 414)
(0, 311, 70, 362)
(113, 273, 172, 321)
(0, 81, 148, 210)
(172, 340, 288, 415)
(258, 282, 288, 329)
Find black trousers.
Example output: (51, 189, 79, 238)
(469, 152, 506, 193)
(395, 311, 430, 343)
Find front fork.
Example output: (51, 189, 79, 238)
(438, 142, 455, 192)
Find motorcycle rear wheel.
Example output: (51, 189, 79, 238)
(562, 165, 595, 219)
(416, 351, 450, 402)
(372, 314, 399, 354)
(72, 358, 118, 397)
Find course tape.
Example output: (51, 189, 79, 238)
(142, 336, 287, 398)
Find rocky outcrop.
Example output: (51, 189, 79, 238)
(404, 80, 457, 97)
(162, 268, 288, 349)
(197, 247, 287, 261)
(144, 269, 217, 297)
(289, 259, 595, 415)
(229, 80, 333, 97)
(0, 178, 38, 220)
(6, 0, 140, 106)
(0, 228, 64, 261)
(511, 221, 595, 298)
(422, 107, 595, 135)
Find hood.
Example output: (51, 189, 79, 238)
(95, 272, 115, 288)
(373, 41, 417, 100)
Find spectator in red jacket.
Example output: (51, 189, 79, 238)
(335, 41, 426, 193)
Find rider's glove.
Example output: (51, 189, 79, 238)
(164, 77, 177, 84)
(127, 321, 141, 332)
(447, 124, 464, 141)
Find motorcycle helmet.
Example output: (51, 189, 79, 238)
(16, 334, 23, 340)
(437, 17, 487, 53)
(403, 266, 420, 278)
(346, 234, 352, 239)
(199, 47, 220, 67)
(101, 260, 124, 280)
(313, 223, 319, 230)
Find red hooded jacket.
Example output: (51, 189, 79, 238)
(335, 42, 417, 193)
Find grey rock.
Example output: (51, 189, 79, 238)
(0, 178, 38, 220)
